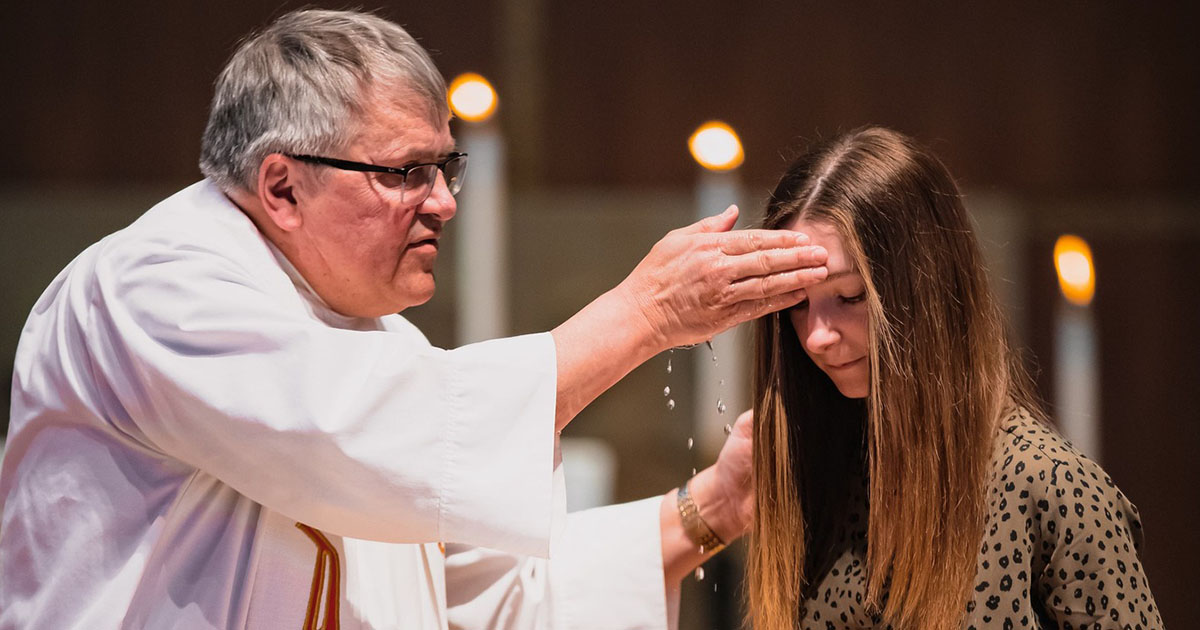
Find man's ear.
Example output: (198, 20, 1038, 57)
(257, 154, 303, 232)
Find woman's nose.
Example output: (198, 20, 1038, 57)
(804, 315, 840, 353)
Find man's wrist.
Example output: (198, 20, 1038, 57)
(610, 281, 668, 354)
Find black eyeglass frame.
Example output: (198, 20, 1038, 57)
(286, 152, 468, 201)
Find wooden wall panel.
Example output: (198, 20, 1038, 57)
(2, 2, 1196, 193)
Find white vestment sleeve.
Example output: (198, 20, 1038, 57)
(86, 235, 559, 555)
(444, 497, 670, 630)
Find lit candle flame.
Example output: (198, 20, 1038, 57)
(688, 121, 744, 171)
(1054, 235, 1095, 306)
(448, 73, 497, 123)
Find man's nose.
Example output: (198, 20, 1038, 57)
(418, 171, 457, 221)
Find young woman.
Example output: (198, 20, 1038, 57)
(748, 127, 1161, 630)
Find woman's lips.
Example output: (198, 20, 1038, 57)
(827, 357, 865, 370)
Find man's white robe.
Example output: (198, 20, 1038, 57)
(0, 181, 669, 629)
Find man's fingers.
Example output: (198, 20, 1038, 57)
(717, 229, 810, 255)
(724, 245, 828, 281)
(727, 288, 809, 327)
(725, 267, 825, 304)
(675, 205, 738, 235)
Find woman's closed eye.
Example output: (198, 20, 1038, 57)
(790, 292, 864, 312)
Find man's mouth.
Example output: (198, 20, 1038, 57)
(407, 237, 439, 250)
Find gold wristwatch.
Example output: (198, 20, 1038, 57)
(676, 480, 726, 554)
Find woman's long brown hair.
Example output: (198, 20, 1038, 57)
(747, 127, 1040, 630)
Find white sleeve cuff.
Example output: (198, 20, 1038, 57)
(554, 497, 668, 630)
(438, 332, 563, 557)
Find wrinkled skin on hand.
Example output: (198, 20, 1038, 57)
(616, 206, 828, 350)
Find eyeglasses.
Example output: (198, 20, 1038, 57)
(287, 152, 468, 205)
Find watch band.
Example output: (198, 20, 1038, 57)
(676, 480, 726, 554)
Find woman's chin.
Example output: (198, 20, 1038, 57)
(833, 380, 869, 399)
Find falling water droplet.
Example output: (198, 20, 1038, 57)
(723, 423, 733, 436)
(686, 437, 694, 450)
(694, 567, 705, 581)
(717, 399, 727, 414)
(666, 399, 675, 411)
(713, 583, 719, 592)
(691, 467, 697, 476)
(699, 545, 705, 554)
(663, 386, 671, 397)
(719, 378, 725, 386)
(666, 358, 672, 374)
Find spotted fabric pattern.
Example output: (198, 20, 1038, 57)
(797, 408, 1163, 629)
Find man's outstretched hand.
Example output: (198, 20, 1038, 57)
(551, 205, 826, 431)
(615, 205, 828, 350)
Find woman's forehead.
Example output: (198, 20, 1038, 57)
(784, 217, 856, 276)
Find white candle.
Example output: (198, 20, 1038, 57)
(449, 74, 508, 345)
(1053, 235, 1100, 461)
(688, 121, 748, 456)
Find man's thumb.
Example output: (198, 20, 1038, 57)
(677, 204, 738, 235)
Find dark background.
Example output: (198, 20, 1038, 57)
(2, 2, 1196, 627)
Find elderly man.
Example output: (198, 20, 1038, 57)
(0, 10, 826, 629)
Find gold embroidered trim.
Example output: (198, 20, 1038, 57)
(296, 523, 341, 630)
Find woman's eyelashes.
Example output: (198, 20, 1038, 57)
(789, 292, 864, 313)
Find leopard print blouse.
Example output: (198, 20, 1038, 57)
(797, 408, 1163, 629)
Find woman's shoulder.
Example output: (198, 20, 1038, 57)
(995, 407, 1081, 463)
(993, 408, 1105, 489)
(983, 412, 1160, 626)
(987, 406, 1145, 547)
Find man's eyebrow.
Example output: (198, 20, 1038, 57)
(431, 140, 459, 159)
(381, 143, 457, 165)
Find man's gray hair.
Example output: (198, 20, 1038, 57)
(199, 9, 449, 192)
